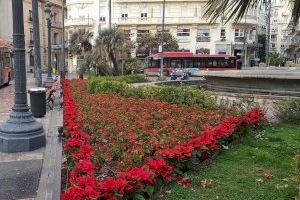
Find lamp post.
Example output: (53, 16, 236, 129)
(0, 0, 45, 153)
(159, 0, 166, 78)
(61, 0, 66, 79)
(44, 0, 54, 87)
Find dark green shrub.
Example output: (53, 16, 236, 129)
(88, 75, 148, 93)
(274, 98, 300, 124)
(94, 80, 129, 94)
(87, 78, 217, 110)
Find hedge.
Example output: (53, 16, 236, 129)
(88, 79, 217, 110)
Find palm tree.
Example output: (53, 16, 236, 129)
(69, 29, 93, 78)
(205, 0, 300, 26)
(69, 29, 93, 56)
(96, 28, 127, 75)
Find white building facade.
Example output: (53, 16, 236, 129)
(65, 0, 261, 69)
(112, 0, 260, 66)
(65, 0, 111, 72)
(269, 0, 291, 54)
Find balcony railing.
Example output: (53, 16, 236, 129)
(196, 37, 211, 42)
(116, 17, 208, 25)
(66, 0, 93, 6)
(65, 18, 94, 27)
(235, 37, 246, 43)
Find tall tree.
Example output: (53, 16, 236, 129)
(137, 32, 179, 57)
(69, 29, 93, 56)
(96, 28, 127, 75)
(258, 34, 266, 63)
(68, 29, 93, 78)
(204, 0, 300, 26)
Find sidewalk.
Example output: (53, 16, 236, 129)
(0, 73, 62, 200)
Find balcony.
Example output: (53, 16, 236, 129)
(65, 18, 94, 27)
(235, 37, 246, 43)
(196, 37, 211, 42)
(235, 14, 258, 25)
(66, 0, 93, 6)
(116, 17, 207, 25)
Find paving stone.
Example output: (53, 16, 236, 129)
(0, 159, 43, 200)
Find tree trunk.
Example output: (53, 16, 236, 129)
(109, 50, 119, 75)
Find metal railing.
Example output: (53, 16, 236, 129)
(65, 18, 94, 27)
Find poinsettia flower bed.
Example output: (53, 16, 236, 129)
(62, 80, 265, 200)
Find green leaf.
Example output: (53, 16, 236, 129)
(154, 177, 163, 193)
(133, 194, 146, 200)
(145, 185, 154, 197)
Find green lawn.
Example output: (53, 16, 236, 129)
(162, 125, 300, 200)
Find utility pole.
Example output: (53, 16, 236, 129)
(159, 0, 166, 77)
(61, 0, 65, 79)
(243, 14, 247, 68)
(32, 0, 42, 86)
(109, 0, 112, 31)
(265, 0, 271, 67)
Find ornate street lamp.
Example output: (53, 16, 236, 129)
(44, 0, 54, 87)
(0, 0, 45, 153)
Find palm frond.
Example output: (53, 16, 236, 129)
(204, 0, 300, 27)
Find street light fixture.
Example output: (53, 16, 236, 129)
(0, 0, 45, 153)
(44, 0, 54, 87)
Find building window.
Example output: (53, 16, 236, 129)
(30, 55, 34, 66)
(99, 17, 106, 22)
(177, 29, 190, 43)
(141, 12, 147, 20)
(30, 29, 34, 44)
(29, 10, 33, 21)
(121, 14, 128, 20)
(197, 29, 210, 42)
(53, 13, 57, 22)
(157, 29, 170, 35)
(181, 6, 188, 17)
(179, 48, 190, 52)
(271, 34, 277, 39)
(137, 30, 149, 38)
(177, 29, 190, 37)
(235, 29, 245, 42)
(221, 28, 226, 38)
(53, 33, 59, 45)
(271, 43, 276, 48)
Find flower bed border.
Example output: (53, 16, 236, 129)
(62, 80, 265, 200)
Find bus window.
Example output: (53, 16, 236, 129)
(218, 58, 229, 68)
(229, 58, 236, 68)
(170, 59, 183, 68)
(164, 59, 169, 68)
(148, 59, 159, 68)
(206, 59, 218, 68)
(184, 60, 193, 68)
(194, 58, 201, 68)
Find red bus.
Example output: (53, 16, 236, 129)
(0, 39, 12, 86)
(144, 52, 237, 76)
